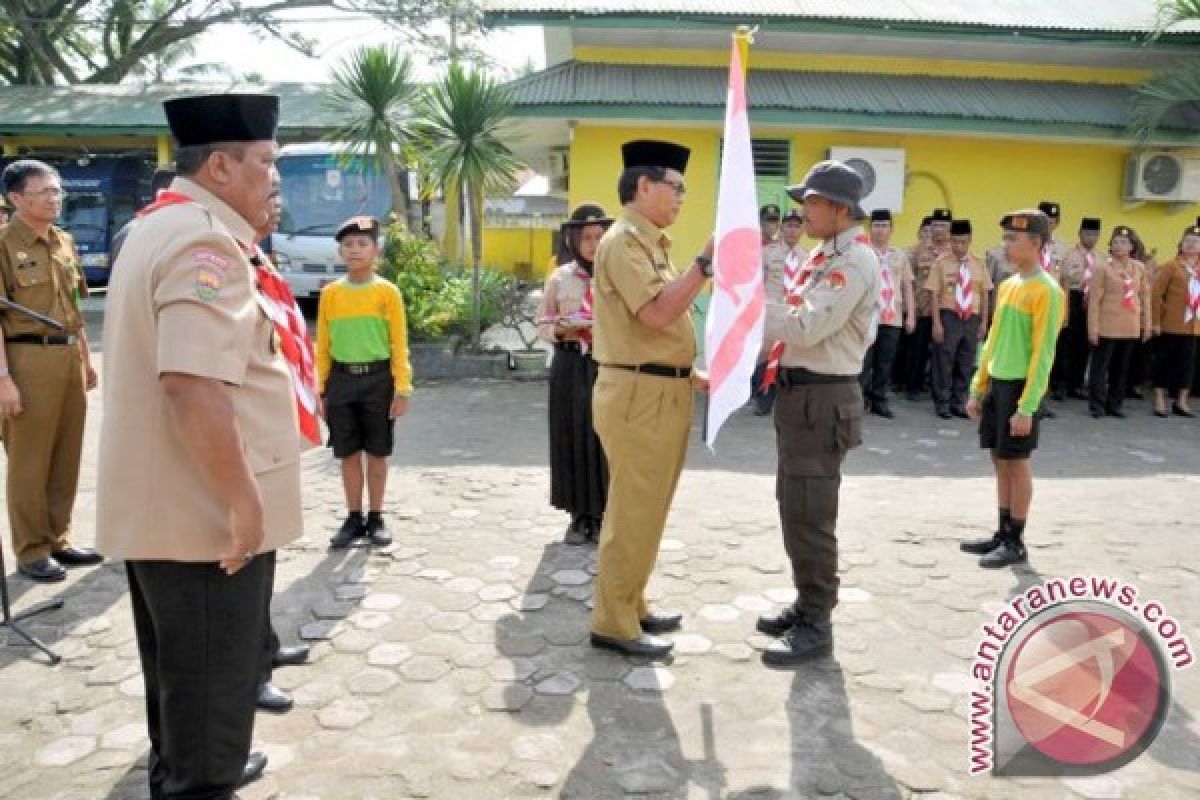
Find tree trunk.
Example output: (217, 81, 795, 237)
(468, 182, 484, 352)
(379, 144, 408, 227)
(442, 184, 461, 261)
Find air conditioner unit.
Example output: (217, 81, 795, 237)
(828, 146, 905, 213)
(545, 149, 570, 192)
(1123, 152, 1200, 202)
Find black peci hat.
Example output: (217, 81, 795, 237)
(950, 219, 972, 236)
(562, 203, 613, 228)
(1184, 224, 1200, 238)
(622, 139, 691, 174)
(759, 203, 781, 220)
(163, 93, 279, 147)
(870, 209, 893, 222)
(782, 208, 804, 223)
(1037, 201, 1061, 219)
(1080, 217, 1102, 232)
(931, 209, 952, 223)
(335, 215, 381, 242)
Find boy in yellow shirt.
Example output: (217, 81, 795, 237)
(317, 217, 413, 548)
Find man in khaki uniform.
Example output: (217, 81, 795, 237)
(861, 208, 914, 419)
(97, 93, 301, 797)
(752, 208, 807, 415)
(1059, 217, 1103, 399)
(755, 161, 881, 667)
(905, 208, 951, 400)
(1038, 200, 1070, 408)
(928, 219, 992, 419)
(0, 159, 101, 582)
(589, 139, 712, 660)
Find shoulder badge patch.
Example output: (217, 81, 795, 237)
(194, 269, 223, 302)
(826, 269, 847, 289)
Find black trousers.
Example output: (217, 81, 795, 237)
(1088, 337, 1135, 414)
(1062, 290, 1089, 391)
(260, 551, 280, 687)
(127, 557, 271, 800)
(891, 328, 911, 389)
(774, 380, 862, 616)
(931, 310, 979, 409)
(860, 325, 901, 408)
(905, 316, 934, 394)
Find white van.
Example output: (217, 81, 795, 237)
(270, 143, 391, 301)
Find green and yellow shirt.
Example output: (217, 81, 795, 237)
(316, 274, 413, 396)
(970, 269, 1063, 415)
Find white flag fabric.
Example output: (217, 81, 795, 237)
(704, 36, 763, 447)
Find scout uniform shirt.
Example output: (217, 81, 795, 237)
(0, 216, 85, 339)
(926, 252, 992, 317)
(592, 207, 695, 368)
(1061, 245, 1102, 293)
(536, 261, 592, 343)
(764, 226, 881, 376)
(1152, 257, 1200, 336)
(908, 241, 944, 317)
(874, 246, 913, 327)
(762, 239, 808, 305)
(1087, 256, 1152, 341)
(96, 177, 304, 562)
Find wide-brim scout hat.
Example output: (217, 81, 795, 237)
(621, 139, 691, 174)
(950, 219, 973, 236)
(1080, 217, 1102, 231)
(163, 93, 279, 147)
(335, 215, 381, 242)
(786, 160, 867, 220)
(1037, 201, 1061, 219)
(1000, 210, 1051, 238)
(562, 203, 613, 229)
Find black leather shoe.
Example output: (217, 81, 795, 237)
(1154, 408, 1170, 418)
(585, 517, 602, 544)
(590, 632, 673, 659)
(1090, 409, 1105, 419)
(756, 606, 804, 637)
(272, 644, 310, 668)
(1127, 388, 1144, 400)
(329, 515, 366, 549)
(640, 611, 683, 634)
(365, 514, 392, 547)
(870, 404, 895, 419)
(563, 516, 588, 546)
(979, 539, 1028, 569)
(1106, 409, 1126, 419)
(1068, 388, 1088, 400)
(239, 752, 268, 787)
(950, 406, 969, 419)
(51, 545, 103, 566)
(256, 682, 294, 713)
(18, 557, 66, 583)
(936, 408, 953, 420)
(960, 533, 1003, 555)
(1173, 404, 1195, 418)
(762, 617, 833, 667)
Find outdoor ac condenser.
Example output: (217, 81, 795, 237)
(1123, 152, 1200, 203)
(829, 146, 906, 213)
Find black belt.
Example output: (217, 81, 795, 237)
(6, 333, 77, 346)
(778, 367, 858, 386)
(554, 341, 584, 353)
(603, 362, 692, 379)
(333, 359, 390, 376)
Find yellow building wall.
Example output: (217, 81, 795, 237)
(569, 124, 1199, 261)
(481, 226, 557, 281)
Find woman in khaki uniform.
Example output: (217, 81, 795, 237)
(1087, 226, 1152, 418)
(1151, 224, 1200, 417)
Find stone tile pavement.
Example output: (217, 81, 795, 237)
(1, 367, 1198, 799)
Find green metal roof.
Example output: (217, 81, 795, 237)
(0, 82, 341, 137)
(484, 0, 1200, 37)
(505, 60, 1200, 143)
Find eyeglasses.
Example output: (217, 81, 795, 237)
(23, 187, 63, 199)
(654, 178, 687, 196)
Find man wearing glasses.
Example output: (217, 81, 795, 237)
(0, 159, 100, 582)
(588, 139, 713, 660)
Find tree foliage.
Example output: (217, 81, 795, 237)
(1131, 1, 1200, 142)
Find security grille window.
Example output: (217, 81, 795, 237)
(752, 139, 790, 178)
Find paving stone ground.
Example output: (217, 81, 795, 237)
(1, 355, 1198, 800)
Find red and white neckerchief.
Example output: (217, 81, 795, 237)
(1040, 245, 1055, 272)
(247, 245, 321, 446)
(1115, 259, 1139, 314)
(954, 259, 974, 320)
(760, 232, 869, 390)
(875, 247, 897, 325)
(573, 264, 594, 353)
(1184, 261, 1200, 324)
(1082, 249, 1095, 298)
(782, 247, 807, 302)
(136, 192, 321, 445)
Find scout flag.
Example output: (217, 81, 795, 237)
(704, 29, 763, 447)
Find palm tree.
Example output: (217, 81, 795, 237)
(1130, 1, 1200, 142)
(416, 63, 521, 350)
(326, 44, 418, 220)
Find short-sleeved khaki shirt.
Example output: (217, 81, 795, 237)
(592, 206, 695, 368)
(0, 216, 84, 337)
(762, 240, 808, 305)
(926, 253, 992, 315)
(874, 246, 913, 326)
(96, 177, 304, 562)
(909, 242, 945, 317)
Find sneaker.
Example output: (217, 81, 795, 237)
(979, 539, 1028, 568)
(762, 616, 833, 667)
(365, 513, 392, 547)
(959, 533, 1003, 555)
(330, 514, 366, 549)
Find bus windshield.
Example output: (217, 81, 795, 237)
(276, 154, 390, 236)
(62, 192, 108, 247)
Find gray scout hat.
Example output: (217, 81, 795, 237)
(785, 160, 867, 220)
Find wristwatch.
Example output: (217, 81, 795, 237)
(694, 255, 713, 277)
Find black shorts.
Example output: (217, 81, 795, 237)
(324, 366, 395, 459)
(979, 379, 1039, 460)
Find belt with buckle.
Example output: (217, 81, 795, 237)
(333, 360, 390, 376)
(778, 367, 857, 386)
(5, 333, 78, 346)
(603, 362, 692, 379)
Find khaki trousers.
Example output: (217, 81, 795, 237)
(590, 368, 693, 640)
(2, 343, 85, 564)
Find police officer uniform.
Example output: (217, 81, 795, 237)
(1059, 217, 1103, 398)
(97, 93, 301, 798)
(589, 139, 698, 659)
(927, 219, 992, 419)
(753, 208, 807, 415)
(0, 164, 101, 582)
(756, 161, 880, 667)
